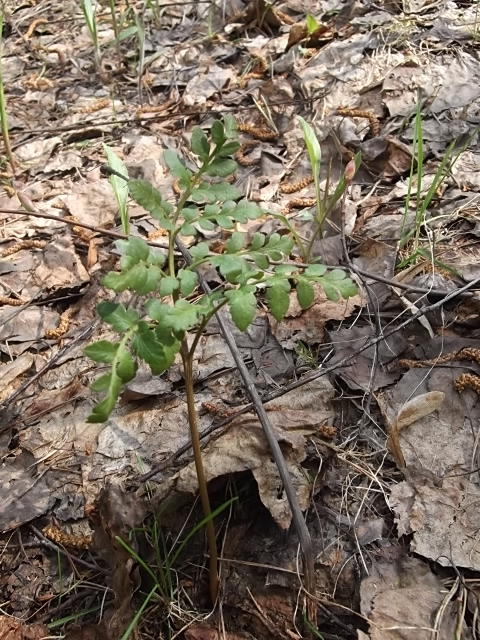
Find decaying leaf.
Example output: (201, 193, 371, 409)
(172, 378, 335, 529)
(396, 391, 445, 429)
(0, 615, 49, 640)
(0, 353, 34, 402)
(360, 550, 463, 639)
(390, 471, 480, 572)
(85, 484, 146, 639)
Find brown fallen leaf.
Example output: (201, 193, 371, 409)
(0, 616, 49, 640)
(387, 391, 445, 468)
(173, 378, 335, 528)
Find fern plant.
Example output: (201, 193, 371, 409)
(84, 114, 357, 603)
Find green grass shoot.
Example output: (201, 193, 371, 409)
(297, 115, 322, 226)
(107, 0, 122, 60)
(303, 613, 326, 639)
(103, 144, 130, 234)
(134, 10, 146, 102)
(48, 605, 103, 629)
(120, 584, 158, 640)
(297, 115, 360, 260)
(114, 496, 238, 637)
(400, 94, 467, 267)
(81, 0, 101, 70)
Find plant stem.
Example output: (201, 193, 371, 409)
(189, 300, 229, 358)
(168, 158, 212, 278)
(305, 222, 322, 263)
(107, 0, 122, 62)
(180, 340, 218, 603)
(168, 153, 223, 602)
(269, 212, 307, 262)
(0, 10, 15, 174)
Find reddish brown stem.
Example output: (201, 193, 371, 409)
(181, 341, 218, 603)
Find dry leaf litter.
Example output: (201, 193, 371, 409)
(1, 0, 480, 638)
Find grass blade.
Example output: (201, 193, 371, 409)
(103, 144, 130, 234)
(81, 0, 101, 69)
(120, 584, 158, 640)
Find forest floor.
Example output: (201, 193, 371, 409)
(1, 1, 480, 639)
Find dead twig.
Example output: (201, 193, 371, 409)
(0, 319, 98, 424)
(1, 209, 472, 299)
(0, 207, 169, 249)
(16, 98, 314, 136)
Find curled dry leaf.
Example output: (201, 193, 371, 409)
(387, 391, 445, 468)
(397, 391, 445, 429)
(173, 378, 335, 528)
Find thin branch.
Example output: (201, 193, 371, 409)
(138, 274, 480, 483)
(0, 207, 168, 249)
(16, 99, 314, 136)
(2, 208, 471, 299)
(0, 320, 99, 419)
(29, 525, 107, 574)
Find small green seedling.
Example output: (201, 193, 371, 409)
(399, 94, 472, 269)
(306, 13, 319, 35)
(85, 115, 357, 604)
(296, 116, 361, 261)
(81, 0, 101, 70)
(103, 144, 130, 234)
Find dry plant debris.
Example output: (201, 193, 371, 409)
(1, 0, 480, 638)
